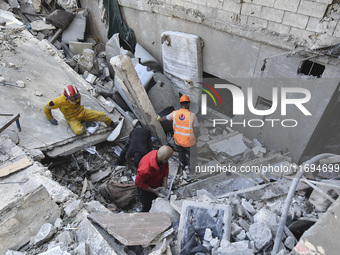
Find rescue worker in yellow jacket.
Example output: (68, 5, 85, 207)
(44, 85, 117, 135)
(158, 95, 199, 173)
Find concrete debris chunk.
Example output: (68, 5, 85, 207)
(150, 197, 180, 224)
(33, 223, 56, 247)
(69, 41, 93, 55)
(241, 199, 256, 215)
(0, 186, 60, 254)
(248, 222, 272, 251)
(254, 208, 279, 234)
(64, 200, 83, 218)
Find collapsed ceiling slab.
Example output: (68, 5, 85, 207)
(0, 10, 123, 157)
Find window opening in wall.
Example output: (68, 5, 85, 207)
(298, 60, 325, 78)
(255, 97, 272, 111)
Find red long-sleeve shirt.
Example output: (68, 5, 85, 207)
(135, 150, 169, 190)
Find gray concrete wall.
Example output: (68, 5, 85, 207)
(79, 0, 340, 162)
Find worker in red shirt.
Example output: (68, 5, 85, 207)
(135, 145, 173, 212)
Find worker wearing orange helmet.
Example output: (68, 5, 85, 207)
(44, 85, 117, 135)
(158, 95, 199, 173)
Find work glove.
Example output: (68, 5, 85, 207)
(157, 115, 161, 121)
(49, 118, 58, 126)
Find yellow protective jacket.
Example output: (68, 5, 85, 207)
(171, 108, 196, 147)
(44, 94, 84, 121)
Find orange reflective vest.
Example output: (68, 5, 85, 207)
(171, 108, 196, 147)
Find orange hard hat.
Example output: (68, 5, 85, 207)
(180, 95, 190, 103)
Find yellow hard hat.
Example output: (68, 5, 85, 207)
(180, 95, 190, 103)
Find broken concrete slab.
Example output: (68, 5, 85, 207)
(177, 200, 231, 253)
(75, 218, 126, 255)
(110, 55, 167, 144)
(88, 212, 172, 246)
(62, 10, 87, 44)
(209, 134, 248, 157)
(0, 186, 60, 254)
(0, 11, 120, 157)
(161, 31, 203, 111)
(176, 173, 256, 198)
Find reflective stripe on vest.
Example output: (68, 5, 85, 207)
(172, 109, 196, 147)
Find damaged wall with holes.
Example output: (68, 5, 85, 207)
(80, 0, 340, 162)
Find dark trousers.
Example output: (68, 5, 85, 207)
(177, 143, 198, 173)
(137, 187, 158, 212)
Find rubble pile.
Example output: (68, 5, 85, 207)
(1, 1, 340, 255)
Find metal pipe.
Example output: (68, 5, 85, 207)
(271, 153, 336, 255)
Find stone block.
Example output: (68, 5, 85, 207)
(297, 0, 329, 18)
(267, 21, 291, 34)
(207, 0, 223, 9)
(0, 186, 60, 254)
(247, 16, 269, 28)
(283, 12, 309, 29)
(241, 3, 263, 17)
(261, 6, 284, 23)
(289, 27, 313, 41)
(274, 0, 300, 12)
(222, 0, 242, 13)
